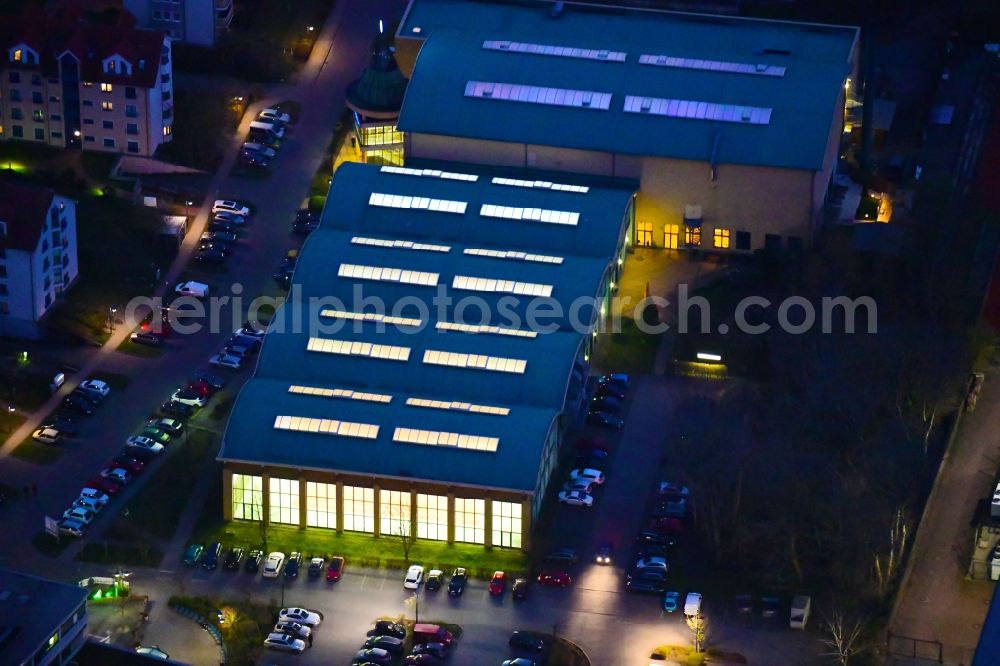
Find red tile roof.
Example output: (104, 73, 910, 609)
(0, 180, 56, 252)
(0, 7, 164, 89)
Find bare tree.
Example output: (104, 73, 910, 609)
(391, 518, 416, 564)
(821, 611, 869, 665)
(873, 507, 910, 598)
(685, 613, 708, 653)
(252, 502, 268, 552)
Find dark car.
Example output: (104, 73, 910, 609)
(203, 230, 238, 245)
(545, 548, 579, 566)
(368, 620, 406, 639)
(536, 571, 572, 587)
(625, 569, 666, 593)
(41, 414, 79, 435)
(201, 542, 222, 570)
(160, 401, 194, 419)
(403, 655, 441, 665)
(273, 265, 294, 283)
(587, 410, 624, 429)
(111, 454, 144, 473)
(192, 369, 227, 390)
(590, 395, 623, 413)
(636, 542, 670, 560)
(509, 631, 545, 652)
(597, 383, 626, 400)
(447, 567, 467, 596)
(512, 578, 528, 600)
(293, 219, 319, 234)
(244, 549, 263, 572)
(62, 395, 95, 416)
(364, 636, 404, 654)
(240, 153, 270, 169)
(187, 379, 214, 397)
(284, 551, 302, 578)
(425, 569, 443, 591)
(123, 446, 156, 463)
(85, 476, 121, 495)
(73, 386, 104, 404)
(224, 546, 245, 570)
(195, 248, 228, 264)
(130, 331, 163, 347)
(636, 530, 668, 547)
(575, 436, 609, 454)
(597, 373, 629, 393)
(326, 555, 345, 582)
(307, 556, 325, 577)
(182, 544, 204, 567)
(595, 541, 613, 565)
(208, 219, 235, 233)
(736, 593, 754, 614)
(412, 643, 448, 659)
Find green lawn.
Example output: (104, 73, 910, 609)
(31, 531, 72, 557)
(116, 428, 220, 541)
(591, 317, 661, 374)
(191, 520, 528, 580)
(648, 645, 706, 666)
(75, 541, 164, 567)
(11, 438, 64, 465)
(547, 635, 591, 666)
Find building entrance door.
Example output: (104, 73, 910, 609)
(636, 221, 653, 246)
(664, 224, 680, 249)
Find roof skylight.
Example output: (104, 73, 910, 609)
(394, 427, 499, 452)
(369, 192, 468, 214)
(274, 415, 380, 439)
(380, 165, 479, 182)
(492, 177, 589, 194)
(338, 263, 439, 287)
(479, 204, 579, 226)
(423, 349, 527, 374)
(452, 275, 554, 297)
(406, 397, 510, 416)
(351, 236, 452, 253)
(638, 54, 786, 77)
(288, 385, 393, 403)
(307, 337, 411, 361)
(435, 321, 538, 339)
(319, 309, 423, 328)
(623, 95, 772, 125)
(465, 81, 612, 111)
(483, 40, 626, 63)
(464, 247, 564, 264)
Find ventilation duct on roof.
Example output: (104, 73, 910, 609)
(550, 1, 565, 19)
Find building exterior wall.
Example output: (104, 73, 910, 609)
(125, 0, 226, 46)
(811, 86, 847, 229)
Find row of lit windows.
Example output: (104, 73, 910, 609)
(351, 236, 451, 253)
(422, 349, 527, 374)
(307, 336, 412, 361)
(638, 222, 740, 250)
(273, 414, 380, 439)
(623, 95, 772, 125)
(359, 124, 404, 147)
(482, 40, 626, 63)
(339, 262, 440, 287)
(405, 397, 510, 416)
(288, 384, 393, 403)
(464, 247, 564, 264)
(479, 204, 579, 226)
(452, 275, 553, 297)
(235, 475, 523, 547)
(465, 80, 612, 111)
(435, 321, 537, 339)
(319, 308, 422, 328)
(491, 177, 589, 194)
(380, 165, 479, 182)
(393, 427, 500, 452)
(369, 192, 468, 214)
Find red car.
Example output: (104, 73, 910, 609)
(85, 477, 121, 495)
(575, 435, 609, 453)
(186, 380, 213, 397)
(110, 455, 144, 473)
(326, 555, 345, 582)
(536, 570, 572, 587)
(488, 570, 506, 596)
(650, 517, 684, 534)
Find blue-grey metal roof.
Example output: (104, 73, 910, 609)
(219, 162, 630, 492)
(397, 0, 857, 170)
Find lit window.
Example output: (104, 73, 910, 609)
(713, 228, 731, 249)
(306, 481, 336, 529)
(463, 247, 563, 264)
(492, 177, 589, 193)
(454, 498, 485, 544)
(343, 485, 375, 532)
(393, 427, 499, 452)
(416, 493, 448, 541)
(269, 477, 299, 525)
(288, 384, 393, 403)
(232, 474, 263, 521)
(435, 321, 536, 339)
(273, 414, 380, 439)
(351, 236, 451, 253)
(13, 49, 22, 62)
(492, 501, 523, 549)
(368, 192, 467, 214)
(685, 227, 702, 246)
(100, 83, 113, 92)
(338, 263, 439, 287)
(319, 308, 423, 328)
(422, 349, 527, 374)
(380, 165, 478, 181)
(406, 397, 510, 416)
(379, 489, 411, 536)
(101, 101, 113, 111)
(479, 204, 579, 226)
(307, 337, 411, 362)
(452, 275, 553, 297)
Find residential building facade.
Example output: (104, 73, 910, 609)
(0, 12, 173, 156)
(124, 0, 233, 46)
(0, 182, 80, 339)
(0, 568, 89, 666)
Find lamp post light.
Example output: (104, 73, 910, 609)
(185, 199, 193, 217)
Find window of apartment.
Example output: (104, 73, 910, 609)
(160, 74, 170, 85)
(163, 125, 172, 137)
(126, 122, 138, 135)
(82, 118, 94, 125)
(43, 277, 50, 290)
(125, 86, 136, 99)
(713, 228, 731, 249)
(9, 89, 20, 102)
(102, 138, 115, 148)
(101, 101, 113, 111)
(30, 74, 41, 86)
(8, 72, 19, 83)
(492, 501, 523, 549)
(305, 482, 336, 529)
(100, 83, 112, 93)
(0, 266, 6, 278)
(50, 114, 61, 121)
(416, 493, 448, 541)
(685, 227, 701, 246)
(0, 302, 8, 315)
(764, 234, 782, 250)
(10, 108, 22, 121)
(162, 90, 171, 102)
(31, 91, 42, 104)
(735, 231, 751, 251)
(231, 474, 263, 521)
(44, 292, 52, 308)
(48, 95, 59, 103)
(32, 109, 43, 122)
(102, 120, 113, 129)
(83, 135, 95, 143)
(0, 285, 7, 296)
(269, 477, 299, 525)
(125, 105, 138, 118)
(34, 128, 43, 140)
(342, 485, 374, 533)
(127, 140, 139, 154)
(42, 257, 49, 271)
(82, 100, 93, 107)
(52, 132, 62, 139)
(81, 82, 92, 87)
(152, 9, 162, 19)
(11, 125, 22, 138)
(379, 490, 411, 537)
(454, 498, 485, 544)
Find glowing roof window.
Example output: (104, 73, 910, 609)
(319, 309, 423, 328)
(491, 176, 589, 193)
(338, 263, 439, 287)
(288, 384, 393, 403)
(380, 165, 479, 182)
(479, 204, 579, 226)
(274, 415, 380, 439)
(623, 95, 772, 125)
(464, 247, 564, 264)
(307, 337, 411, 361)
(483, 40, 626, 63)
(369, 192, 468, 214)
(638, 54, 786, 77)
(406, 397, 510, 416)
(423, 349, 527, 374)
(393, 427, 499, 452)
(465, 81, 612, 111)
(452, 275, 553, 297)
(435, 321, 537, 339)
(351, 236, 451, 253)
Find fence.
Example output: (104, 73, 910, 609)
(886, 631, 944, 663)
(172, 605, 228, 663)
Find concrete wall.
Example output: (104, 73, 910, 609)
(811, 86, 847, 229)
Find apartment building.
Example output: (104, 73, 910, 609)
(124, 0, 234, 46)
(0, 181, 79, 340)
(0, 11, 173, 156)
(0, 568, 89, 666)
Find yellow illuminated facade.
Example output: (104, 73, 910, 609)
(354, 113, 404, 166)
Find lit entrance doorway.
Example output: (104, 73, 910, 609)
(636, 220, 653, 246)
(664, 224, 680, 249)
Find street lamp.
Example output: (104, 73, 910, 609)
(185, 199, 193, 217)
(307, 25, 315, 32)
(108, 307, 117, 333)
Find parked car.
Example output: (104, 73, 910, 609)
(62, 395, 95, 416)
(239, 152, 270, 170)
(174, 281, 209, 298)
(209, 354, 243, 370)
(262, 552, 285, 578)
(307, 556, 325, 577)
(404, 564, 424, 589)
(201, 230, 238, 245)
(662, 590, 681, 612)
(489, 570, 507, 596)
(193, 369, 227, 389)
(126, 436, 164, 455)
(185, 380, 213, 397)
(364, 636, 404, 654)
(41, 415, 78, 436)
(367, 620, 406, 639)
(448, 567, 467, 596)
(597, 372, 629, 392)
(135, 646, 169, 659)
(182, 544, 204, 567)
(195, 247, 228, 264)
(80, 487, 110, 506)
(141, 427, 171, 444)
(558, 490, 594, 507)
(224, 546, 245, 570)
(590, 395, 623, 413)
(241, 142, 278, 158)
(263, 633, 305, 653)
(73, 496, 103, 512)
(278, 607, 322, 626)
(62, 507, 96, 525)
(244, 549, 263, 572)
(425, 569, 443, 591)
(596, 382, 626, 400)
(411, 642, 448, 659)
(536, 571, 572, 587)
(412, 624, 453, 646)
(403, 655, 442, 666)
(79, 379, 111, 397)
(512, 578, 528, 600)
(160, 401, 195, 419)
(111, 454, 144, 473)
(212, 200, 250, 216)
(587, 410, 624, 429)
(501, 660, 536, 666)
(130, 331, 163, 347)
(326, 555, 345, 582)
(509, 630, 546, 651)
(100, 467, 131, 484)
(258, 107, 291, 124)
(546, 548, 579, 566)
(208, 219, 235, 233)
(86, 477, 121, 495)
(635, 556, 669, 571)
(354, 648, 392, 664)
(171, 389, 206, 407)
(570, 468, 606, 485)
(201, 542, 222, 570)
(31, 427, 62, 445)
(284, 551, 302, 578)
(149, 417, 184, 436)
(58, 519, 85, 537)
(274, 621, 311, 639)
(625, 569, 667, 594)
(575, 436, 609, 454)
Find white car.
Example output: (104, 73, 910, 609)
(238, 323, 267, 339)
(73, 496, 103, 512)
(58, 519, 85, 537)
(101, 467, 131, 484)
(356, 648, 390, 662)
(31, 427, 62, 444)
(174, 281, 209, 298)
(274, 621, 311, 638)
(242, 142, 277, 158)
(135, 646, 169, 659)
(258, 107, 291, 124)
(570, 468, 605, 484)
(79, 379, 111, 397)
(171, 389, 207, 407)
(63, 507, 96, 525)
(212, 210, 246, 225)
(126, 436, 164, 454)
(562, 480, 595, 493)
(635, 556, 669, 571)
(209, 353, 243, 370)
(278, 607, 322, 626)
(403, 564, 424, 589)
(263, 632, 305, 653)
(558, 490, 594, 507)
(262, 552, 285, 578)
(80, 487, 110, 506)
(684, 592, 703, 617)
(212, 200, 250, 216)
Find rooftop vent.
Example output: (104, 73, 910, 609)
(760, 48, 792, 56)
(549, 1, 565, 19)
(741, 109, 752, 122)
(640, 97, 652, 112)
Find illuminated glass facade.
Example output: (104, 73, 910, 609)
(492, 501, 523, 548)
(380, 489, 412, 536)
(454, 497, 486, 544)
(354, 115, 405, 166)
(306, 481, 337, 529)
(343, 485, 375, 532)
(232, 473, 263, 521)
(416, 493, 448, 541)
(269, 477, 299, 525)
